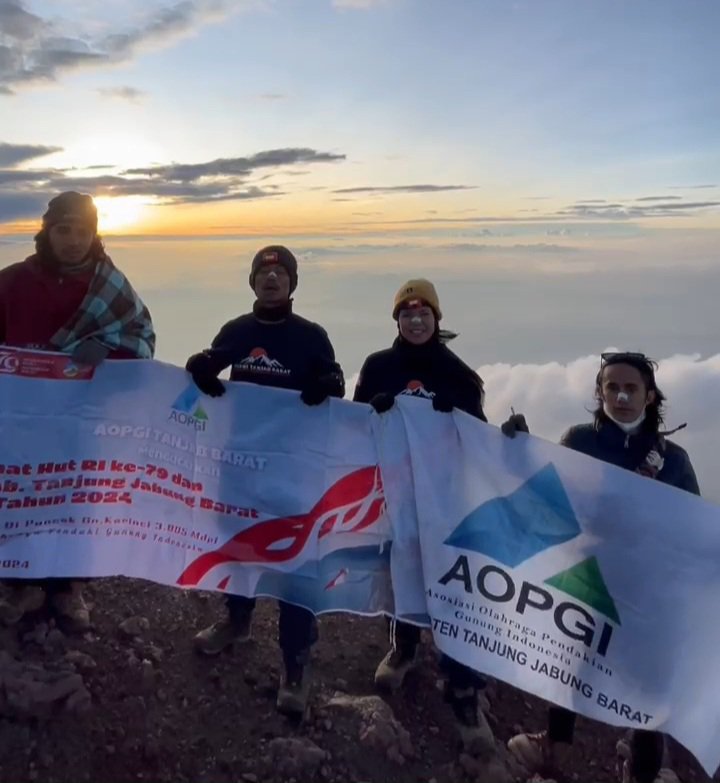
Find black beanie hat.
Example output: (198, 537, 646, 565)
(42, 191, 98, 232)
(249, 245, 298, 294)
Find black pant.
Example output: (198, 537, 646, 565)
(3, 577, 75, 594)
(227, 595, 317, 665)
(548, 707, 664, 783)
(548, 706, 576, 743)
(391, 617, 486, 690)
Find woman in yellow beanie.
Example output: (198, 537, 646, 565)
(354, 277, 493, 748)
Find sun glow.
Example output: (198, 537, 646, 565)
(94, 196, 148, 233)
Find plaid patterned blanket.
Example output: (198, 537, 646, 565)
(50, 255, 155, 358)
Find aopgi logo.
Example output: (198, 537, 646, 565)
(440, 463, 620, 656)
(169, 385, 209, 431)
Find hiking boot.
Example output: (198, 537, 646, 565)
(374, 645, 419, 691)
(0, 584, 46, 625)
(616, 735, 670, 783)
(508, 730, 569, 774)
(446, 686, 495, 752)
(194, 615, 252, 656)
(276, 661, 311, 718)
(655, 770, 681, 783)
(50, 583, 90, 632)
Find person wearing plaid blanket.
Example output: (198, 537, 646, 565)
(0, 191, 155, 631)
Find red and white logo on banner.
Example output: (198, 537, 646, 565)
(0, 349, 94, 380)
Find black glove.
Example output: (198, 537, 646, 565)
(186, 353, 225, 398)
(432, 392, 455, 413)
(301, 373, 340, 406)
(369, 392, 395, 414)
(501, 413, 529, 438)
(71, 339, 110, 368)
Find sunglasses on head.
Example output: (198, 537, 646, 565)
(600, 351, 648, 365)
(599, 352, 659, 385)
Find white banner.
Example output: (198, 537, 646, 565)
(1, 349, 719, 774)
(376, 399, 720, 775)
(0, 349, 392, 615)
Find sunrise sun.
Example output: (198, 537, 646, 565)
(94, 196, 148, 233)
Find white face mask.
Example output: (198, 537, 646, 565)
(603, 404, 646, 433)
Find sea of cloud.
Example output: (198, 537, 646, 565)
(348, 352, 720, 502)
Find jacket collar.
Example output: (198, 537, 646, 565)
(27, 253, 96, 281)
(595, 416, 657, 451)
(252, 298, 293, 323)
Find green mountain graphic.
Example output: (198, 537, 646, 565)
(544, 556, 620, 625)
(193, 405, 208, 421)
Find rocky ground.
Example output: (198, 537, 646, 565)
(0, 578, 714, 783)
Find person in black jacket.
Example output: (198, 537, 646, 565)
(507, 351, 700, 783)
(354, 279, 486, 418)
(186, 245, 344, 717)
(354, 278, 500, 750)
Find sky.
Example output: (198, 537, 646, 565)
(1, 0, 719, 495)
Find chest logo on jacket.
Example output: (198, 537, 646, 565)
(236, 347, 291, 377)
(399, 380, 434, 399)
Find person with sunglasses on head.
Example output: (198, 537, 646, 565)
(506, 351, 699, 783)
(185, 245, 344, 718)
(354, 279, 526, 751)
(0, 191, 155, 632)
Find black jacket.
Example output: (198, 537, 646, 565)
(200, 310, 344, 395)
(561, 420, 700, 496)
(353, 336, 486, 421)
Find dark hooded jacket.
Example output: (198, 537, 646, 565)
(561, 419, 700, 495)
(353, 336, 486, 421)
(196, 304, 344, 396)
